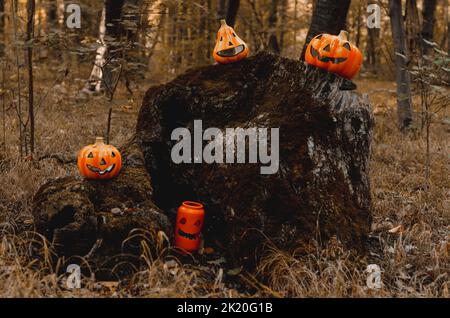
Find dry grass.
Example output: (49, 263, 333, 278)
(0, 70, 448, 297)
(257, 81, 450, 297)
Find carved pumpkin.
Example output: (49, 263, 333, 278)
(213, 19, 249, 64)
(305, 30, 362, 80)
(77, 137, 122, 180)
(175, 201, 205, 252)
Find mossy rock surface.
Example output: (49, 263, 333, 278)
(32, 138, 172, 271)
(136, 51, 374, 267)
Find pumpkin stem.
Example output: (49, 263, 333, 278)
(220, 19, 227, 27)
(95, 137, 105, 144)
(338, 30, 349, 41)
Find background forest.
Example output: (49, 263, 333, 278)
(0, 0, 448, 297)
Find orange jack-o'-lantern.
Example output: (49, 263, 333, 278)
(213, 19, 249, 64)
(77, 137, 122, 180)
(175, 201, 205, 253)
(305, 30, 362, 80)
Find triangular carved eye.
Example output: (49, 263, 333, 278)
(194, 220, 202, 227)
(100, 158, 106, 165)
(87, 152, 94, 158)
(180, 217, 187, 225)
(316, 34, 323, 40)
(343, 42, 351, 51)
(323, 44, 331, 52)
(111, 151, 116, 158)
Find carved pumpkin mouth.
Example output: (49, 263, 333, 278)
(217, 44, 245, 57)
(310, 46, 348, 64)
(86, 164, 116, 175)
(178, 229, 198, 240)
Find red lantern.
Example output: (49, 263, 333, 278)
(174, 201, 205, 253)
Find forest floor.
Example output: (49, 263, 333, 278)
(0, 66, 448, 297)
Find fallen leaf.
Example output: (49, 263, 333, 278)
(121, 105, 132, 111)
(388, 225, 405, 234)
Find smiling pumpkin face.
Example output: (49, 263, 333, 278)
(77, 137, 122, 180)
(305, 30, 362, 80)
(213, 19, 249, 64)
(175, 201, 205, 252)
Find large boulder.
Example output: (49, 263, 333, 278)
(32, 138, 172, 273)
(136, 52, 373, 266)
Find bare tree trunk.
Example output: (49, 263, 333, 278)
(26, 0, 35, 154)
(177, 1, 186, 69)
(293, 0, 298, 54)
(218, 0, 226, 19)
(87, 0, 125, 93)
(196, 0, 205, 63)
(0, 0, 3, 28)
(405, 0, 422, 61)
(2, 61, 5, 156)
(0, 0, 4, 56)
(279, 0, 288, 52)
(103, 0, 125, 92)
(389, 0, 413, 131)
(365, 1, 380, 74)
(421, 0, 437, 55)
(226, 0, 240, 27)
(87, 7, 107, 92)
(11, 0, 24, 157)
(47, 0, 57, 28)
(447, 0, 450, 55)
(301, 0, 351, 60)
(206, 0, 212, 60)
(366, 27, 380, 73)
(355, 2, 362, 48)
(268, 0, 280, 53)
(443, 0, 449, 53)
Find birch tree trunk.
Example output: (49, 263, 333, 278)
(87, 0, 125, 93)
(87, 7, 107, 92)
